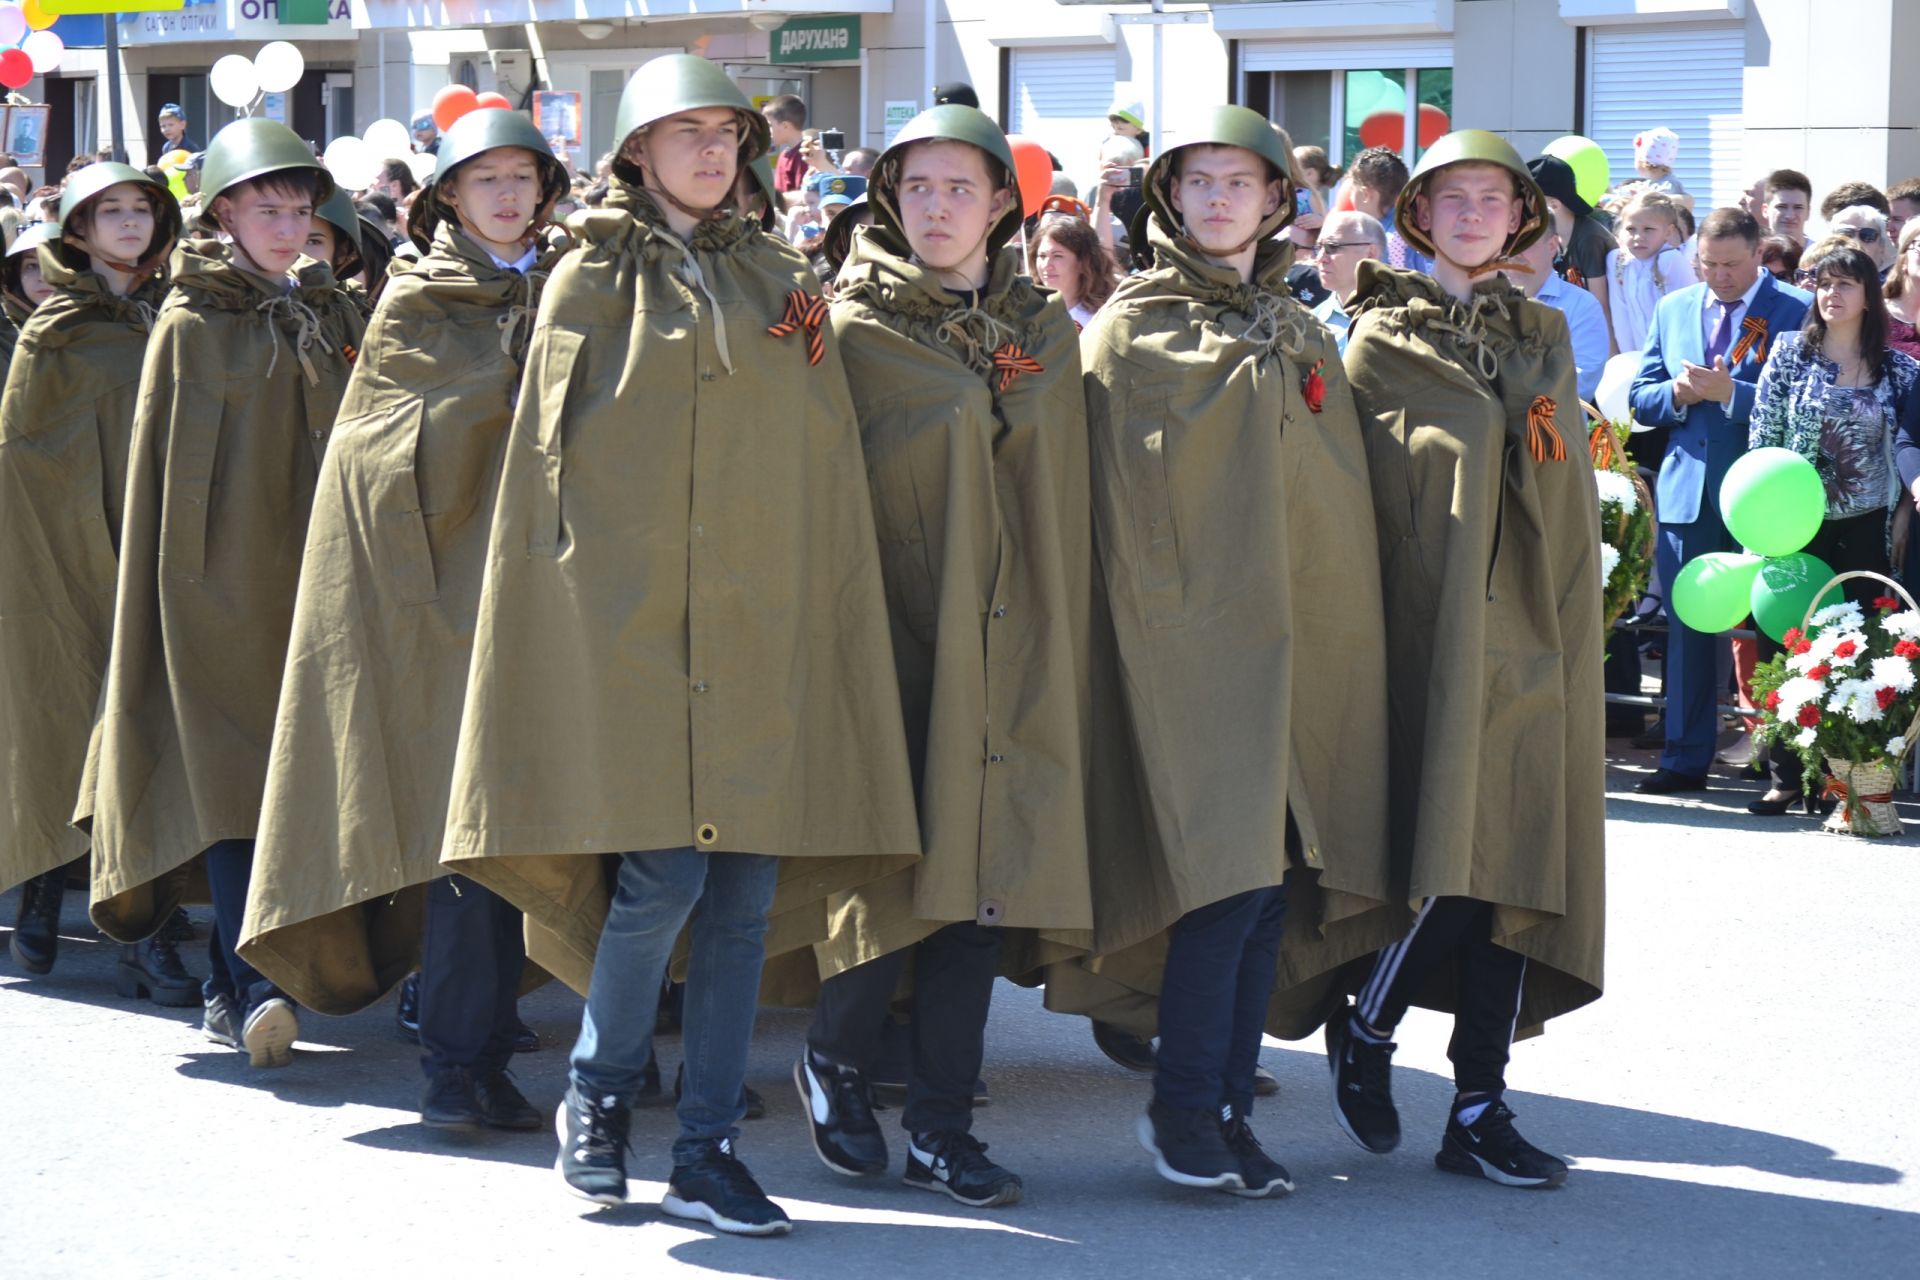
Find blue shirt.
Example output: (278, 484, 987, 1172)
(1312, 293, 1352, 353)
(1536, 271, 1609, 401)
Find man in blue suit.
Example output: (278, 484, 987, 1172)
(1628, 207, 1812, 792)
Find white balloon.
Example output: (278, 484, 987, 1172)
(1596, 351, 1643, 428)
(362, 117, 413, 161)
(21, 31, 63, 76)
(323, 135, 382, 192)
(406, 152, 437, 184)
(254, 41, 304, 94)
(209, 54, 259, 109)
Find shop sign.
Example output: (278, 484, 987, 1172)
(768, 15, 859, 65)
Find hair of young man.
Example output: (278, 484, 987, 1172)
(1889, 177, 1920, 207)
(1800, 239, 1889, 380)
(379, 159, 418, 198)
(1697, 205, 1761, 249)
(763, 94, 806, 130)
(358, 192, 397, 224)
(1764, 168, 1812, 201)
(1349, 146, 1410, 201)
(1027, 215, 1117, 312)
(1819, 180, 1890, 221)
(841, 146, 880, 170)
(207, 169, 322, 234)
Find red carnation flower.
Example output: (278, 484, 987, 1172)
(1797, 704, 1822, 727)
(1301, 359, 1327, 414)
(1878, 687, 1899, 710)
(1783, 628, 1804, 648)
(1807, 664, 1831, 680)
(1791, 638, 1813, 655)
(1895, 640, 1920, 660)
(1834, 640, 1859, 659)
(1875, 596, 1902, 612)
(1764, 690, 1782, 712)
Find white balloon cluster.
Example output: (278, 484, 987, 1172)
(324, 118, 436, 192)
(209, 41, 307, 109)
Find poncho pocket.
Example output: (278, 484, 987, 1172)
(367, 399, 439, 606)
(1117, 391, 1185, 629)
(526, 327, 585, 558)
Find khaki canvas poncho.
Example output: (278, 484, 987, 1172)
(806, 225, 1095, 982)
(237, 226, 567, 1013)
(437, 185, 920, 995)
(1339, 262, 1605, 1032)
(0, 252, 166, 893)
(1042, 224, 1397, 1036)
(85, 241, 364, 941)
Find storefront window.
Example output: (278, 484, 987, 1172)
(1415, 68, 1453, 164)
(1343, 69, 1406, 163)
(1250, 65, 1454, 168)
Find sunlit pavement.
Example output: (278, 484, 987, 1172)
(4, 747, 1915, 1277)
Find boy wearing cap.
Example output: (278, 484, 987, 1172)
(1327, 130, 1605, 1189)
(156, 103, 198, 156)
(84, 118, 366, 1068)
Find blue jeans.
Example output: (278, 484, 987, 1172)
(570, 847, 780, 1162)
(1154, 884, 1288, 1117)
(203, 838, 281, 1014)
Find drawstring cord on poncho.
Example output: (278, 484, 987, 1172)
(1218, 285, 1310, 359)
(656, 228, 732, 374)
(255, 292, 324, 385)
(1421, 290, 1511, 382)
(931, 301, 1018, 381)
(498, 267, 548, 359)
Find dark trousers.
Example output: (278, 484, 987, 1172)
(204, 838, 279, 1013)
(1154, 884, 1287, 1117)
(419, 875, 526, 1078)
(1656, 514, 1737, 774)
(1353, 896, 1525, 1097)
(808, 920, 1001, 1135)
(1758, 508, 1891, 790)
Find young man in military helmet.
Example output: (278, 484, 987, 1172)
(1328, 130, 1605, 1188)
(434, 55, 917, 1237)
(83, 118, 365, 1068)
(237, 107, 574, 1135)
(0, 162, 184, 994)
(790, 104, 1095, 1209)
(1068, 105, 1393, 1197)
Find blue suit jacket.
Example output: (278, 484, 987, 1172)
(1628, 275, 1812, 527)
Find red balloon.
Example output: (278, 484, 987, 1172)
(432, 84, 479, 131)
(475, 91, 512, 111)
(0, 49, 31, 91)
(1358, 104, 1452, 152)
(1004, 134, 1054, 219)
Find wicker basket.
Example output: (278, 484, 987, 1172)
(1801, 571, 1918, 838)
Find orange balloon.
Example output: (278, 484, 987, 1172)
(1005, 134, 1054, 219)
(21, 0, 55, 31)
(432, 84, 480, 132)
(475, 91, 512, 111)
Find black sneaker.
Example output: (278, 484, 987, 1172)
(1435, 1100, 1568, 1189)
(242, 995, 299, 1068)
(1326, 1009, 1400, 1154)
(9, 869, 63, 975)
(792, 1054, 887, 1176)
(475, 1069, 542, 1131)
(661, 1139, 792, 1236)
(676, 1060, 766, 1120)
(422, 1067, 486, 1130)
(555, 1084, 630, 1205)
(1137, 1100, 1244, 1191)
(202, 992, 242, 1049)
(512, 1016, 541, 1054)
(395, 973, 420, 1044)
(904, 1129, 1023, 1208)
(1220, 1104, 1293, 1198)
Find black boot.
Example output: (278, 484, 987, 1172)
(115, 934, 202, 1007)
(8, 869, 64, 975)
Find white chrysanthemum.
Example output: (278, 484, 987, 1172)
(1883, 610, 1920, 638)
(1787, 650, 1820, 674)
(1598, 543, 1620, 584)
(1810, 601, 1865, 629)
(1797, 727, 1819, 748)
(1593, 469, 1638, 514)
(1775, 675, 1826, 715)
(1888, 735, 1908, 756)
(1871, 656, 1916, 693)
(1829, 679, 1886, 723)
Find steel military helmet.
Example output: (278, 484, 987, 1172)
(197, 117, 333, 233)
(55, 160, 183, 272)
(409, 108, 570, 251)
(609, 54, 769, 186)
(2, 219, 58, 301)
(867, 104, 1022, 257)
(312, 186, 365, 279)
(1393, 129, 1550, 262)
(1139, 104, 1295, 254)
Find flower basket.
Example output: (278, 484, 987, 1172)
(1822, 756, 1902, 837)
(1749, 570, 1920, 838)
(1584, 412, 1655, 633)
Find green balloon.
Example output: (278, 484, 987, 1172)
(1543, 134, 1609, 208)
(1671, 551, 1763, 634)
(1721, 446, 1825, 557)
(1750, 552, 1837, 642)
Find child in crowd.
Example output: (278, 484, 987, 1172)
(1606, 188, 1696, 355)
(1633, 127, 1691, 210)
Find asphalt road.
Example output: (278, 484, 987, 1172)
(3, 750, 1915, 1278)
